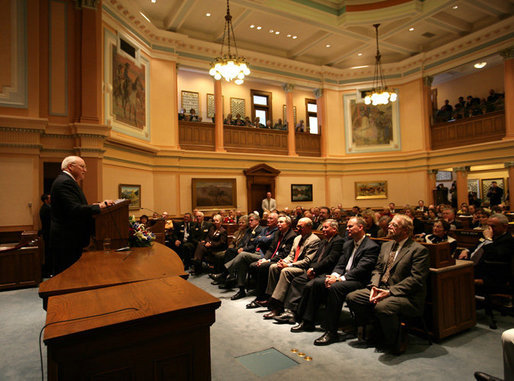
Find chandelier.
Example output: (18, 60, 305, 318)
(364, 24, 397, 106)
(209, 0, 250, 85)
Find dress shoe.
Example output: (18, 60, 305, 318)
(273, 310, 296, 324)
(314, 331, 340, 346)
(291, 321, 315, 333)
(246, 300, 262, 309)
(210, 273, 227, 281)
(474, 371, 503, 381)
(392, 322, 408, 355)
(231, 290, 246, 300)
(218, 282, 235, 290)
(263, 310, 281, 320)
(255, 299, 269, 307)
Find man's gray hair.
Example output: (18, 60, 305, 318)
(350, 216, 367, 229)
(279, 215, 292, 225)
(395, 214, 414, 236)
(299, 217, 313, 228)
(61, 156, 79, 170)
(325, 219, 339, 230)
(491, 213, 508, 225)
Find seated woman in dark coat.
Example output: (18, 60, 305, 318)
(424, 220, 457, 255)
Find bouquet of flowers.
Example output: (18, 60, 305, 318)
(129, 215, 155, 247)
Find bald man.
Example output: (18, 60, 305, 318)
(50, 156, 113, 274)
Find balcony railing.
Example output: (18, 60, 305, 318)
(431, 111, 505, 150)
(179, 121, 321, 156)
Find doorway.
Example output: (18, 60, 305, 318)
(244, 164, 280, 215)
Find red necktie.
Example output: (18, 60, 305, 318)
(271, 235, 283, 259)
(293, 240, 303, 262)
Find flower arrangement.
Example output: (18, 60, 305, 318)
(129, 215, 155, 247)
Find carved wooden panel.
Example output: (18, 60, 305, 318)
(431, 111, 505, 150)
(230, 97, 245, 117)
(295, 133, 321, 157)
(178, 121, 215, 151)
(224, 125, 288, 155)
(181, 91, 200, 114)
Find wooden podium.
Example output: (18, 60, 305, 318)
(93, 199, 130, 250)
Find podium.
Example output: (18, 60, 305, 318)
(93, 199, 130, 250)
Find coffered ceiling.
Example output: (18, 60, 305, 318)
(132, 0, 514, 70)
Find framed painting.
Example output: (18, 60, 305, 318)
(230, 97, 245, 117)
(343, 93, 400, 153)
(355, 181, 388, 200)
(119, 184, 141, 210)
(436, 171, 453, 181)
(291, 184, 313, 202)
(192, 178, 237, 209)
(181, 91, 200, 114)
(481, 178, 505, 201)
(104, 30, 150, 140)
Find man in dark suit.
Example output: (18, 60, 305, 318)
(346, 214, 430, 354)
(171, 212, 195, 269)
(487, 181, 504, 206)
(273, 219, 345, 324)
(291, 217, 379, 346)
(50, 156, 113, 275)
(39, 193, 52, 277)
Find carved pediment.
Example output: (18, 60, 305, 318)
(244, 163, 280, 177)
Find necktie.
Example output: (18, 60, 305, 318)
(316, 241, 327, 263)
(381, 242, 399, 284)
(270, 235, 283, 259)
(293, 238, 304, 262)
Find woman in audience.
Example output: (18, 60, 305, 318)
(404, 206, 425, 235)
(472, 209, 490, 230)
(361, 208, 379, 237)
(188, 108, 201, 122)
(457, 203, 470, 215)
(376, 215, 391, 238)
(427, 208, 438, 221)
(139, 215, 149, 225)
(423, 220, 457, 255)
(233, 113, 245, 126)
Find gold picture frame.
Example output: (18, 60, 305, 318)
(192, 178, 237, 209)
(119, 184, 141, 210)
(355, 181, 388, 200)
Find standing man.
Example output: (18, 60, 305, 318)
(262, 192, 276, 213)
(346, 214, 430, 354)
(487, 181, 504, 206)
(50, 156, 114, 275)
(39, 194, 52, 277)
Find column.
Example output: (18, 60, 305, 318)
(314, 88, 326, 157)
(78, 1, 102, 124)
(422, 76, 433, 151)
(454, 167, 469, 208)
(500, 47, 514, 139)
(283, 83, 297, 156)
(427, 169, 438, 205)
(505, 162, 514, 207)
(173, 62, 181, 149)
(214, 79, 225, 152)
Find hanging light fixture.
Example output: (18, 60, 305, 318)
(364, 24, 398, 106)
(209, 0, 250, 85)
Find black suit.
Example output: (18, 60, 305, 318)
(283, 235, 345, 312)
(50, 172, 100, 274)
(475, 232, 514, 287)
(297, 236, 379, 332)
(39, 202, 52, 277)
(171, 220, 196, 268)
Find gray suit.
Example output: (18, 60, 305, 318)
(346, 238, 429, 346)
(266, 233, 320, 302)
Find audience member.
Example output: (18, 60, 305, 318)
(314, 206, 330, 230)
(377, 215, 391, 238)
(347, 214, 430, 354)
(273, 219, 345, 324)
(191, 214, 227, 274)
(171, 212, 195, 270)
(188, 108, 201, 122)
(423, 220, 457, 255)
(442, 207, 463, 230)
(263, 217, 320, 319)
(487, 181, 504, 206)
(295, 120, 305, 132)
(404, 207, 424, 235)
(361, 208, 379, 238)
(292, 217, 379, 346)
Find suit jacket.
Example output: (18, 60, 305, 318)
(173, 221, 195, 243)
(50, 172, 100, 249)
(310, 235, 345, 275)
(332, 236, 379, 284)
(370, 238, 430, 309)
(255, 225, 278, 253)
(263, 228, 297, 262)
(283, 232, 320, 269)
(191, 221, 212, 244)
(239, 225, 263, 252)
(205, 225, 227, 251)
(261, 198, 277, 211)
(476, 232, 514, 284)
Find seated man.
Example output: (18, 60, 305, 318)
(291, 217, 379, 346)
(442, 207, 463, 230)
(191, 214, 227, 274)
(314, 206, 330, 230)
(210, 213, 262, 284)
(346, 214, 430, 354)
(219, 213, 280, 299)
(273, 219, 345, 324)
(191, 211, 212, 247)
(263, 217, 320, 319)
(171, 212, 195, 269)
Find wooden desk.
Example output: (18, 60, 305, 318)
(44, 276, 220, 381)
(39, 243, 187, 306)
(427, 260, 476, 340)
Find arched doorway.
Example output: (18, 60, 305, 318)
(244, 164, 280, 214)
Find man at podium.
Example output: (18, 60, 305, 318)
(50, 156, 114, 275)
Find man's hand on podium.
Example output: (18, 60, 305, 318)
(96, 200, 115, 209)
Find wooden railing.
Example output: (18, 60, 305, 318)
(296, 132, 321, 156)
(431, 110, 505, 150)
(224, 125, 288, 155)
(178, 121, 321, 156)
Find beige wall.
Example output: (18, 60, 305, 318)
(435, 64, 504, 108)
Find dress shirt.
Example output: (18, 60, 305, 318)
(332, 235, 365, 281)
